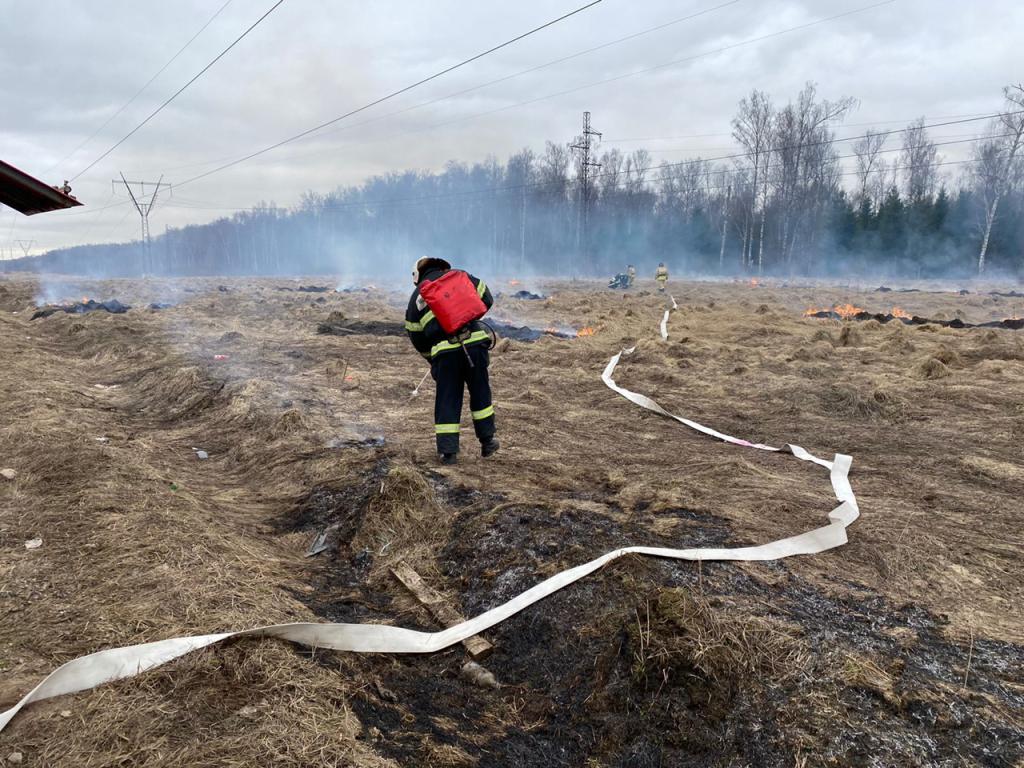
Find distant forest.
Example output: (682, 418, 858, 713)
(7, 82, 1024, 281)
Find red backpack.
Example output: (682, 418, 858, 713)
(418, 270, 487, 335)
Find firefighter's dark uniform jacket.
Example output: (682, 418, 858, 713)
(405, 267, 495, 454)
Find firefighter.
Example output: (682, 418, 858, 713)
(655, 262, 668, 291)
(626, 264, 636, 287)
(405, 256, 498, 465)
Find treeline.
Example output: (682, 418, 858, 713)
(9, 83, 1024, 280)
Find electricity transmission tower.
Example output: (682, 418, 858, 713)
(15, 239, 36, 258)
(115, 174, 170, 273)
(570, 111, 601, 274)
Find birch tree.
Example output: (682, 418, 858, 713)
(972, 84, 1024, 273)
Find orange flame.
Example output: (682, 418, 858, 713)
(749, 278, 759, 287)
(803, 304, 866, 319)
(576, 327, 596, 337)
(833, 303, 866, 319)
(891, 306, 912, 319)
(508, 279, 522, 287)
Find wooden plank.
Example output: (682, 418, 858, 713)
(390, 563, 493, 660)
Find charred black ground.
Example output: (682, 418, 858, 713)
(1, 275, 1022, 768)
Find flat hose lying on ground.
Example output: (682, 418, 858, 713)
(0, 296, 858, 733)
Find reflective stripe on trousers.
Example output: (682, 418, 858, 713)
(432, 343, 495, 454)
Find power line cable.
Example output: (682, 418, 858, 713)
(420, 0, 899, 134)
(172, 0, 896, 183)
(149, 0, 738, 177)
(158, 156, 992, 217)
(284, 113, 1024, 210)
(71, 0, 285, 182)
(603, 113, 997, 143)
(46, 0, 234, 174)
(162, 131, 1009, 214)
(175, 0, 605, 187)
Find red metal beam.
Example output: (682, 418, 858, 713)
(0, 160, 84, 216)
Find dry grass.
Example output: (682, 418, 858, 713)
(1, 273, 1022, 765)
(632, 589, 808, 687)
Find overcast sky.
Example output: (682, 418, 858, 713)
(1, 0, 1020, 256)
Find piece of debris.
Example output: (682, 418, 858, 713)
(325, 435, 386, 449)
(31, 299, 130, 320)
(94, 437, 110, 444)
(460, 661, 500, 690)
(59, 710, 71, 718)
(0, 468, 16, 481)
(489, 322, 572, 342)
(390, 563, 493, 660)
(213, 354, 230, 361)
(7, 752, 24, 764)
(237, 704, 259, 718)
(24, 538, 42, 550)
(148, 302, 173, 310)
(194, 449, 209, 460)
(374, 680, 399, 703)
(317, 311, 404, 336)
(305, 524, 339, 557)
(217, 285, 229, 293)
(511, 289, 545, 300)
(297, 285, 331, 293)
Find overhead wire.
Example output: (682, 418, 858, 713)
(165, 114, 1016, 213)
(46, 0, 235, 174)
(419, 0, 900, 135)
(602, 113, 997, 143)
(146, 0, 740, 177)
(171, 0, 897, 184)
(71, 0, 286, 182)
(175, 0, 606, 188)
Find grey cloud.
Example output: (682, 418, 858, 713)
(1, 0, 1020, 254)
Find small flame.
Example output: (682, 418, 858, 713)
(891, 306, 912, 319)
(508, 279, 522, 287)
(576, 327, 596, 337)
(803, 304, 866, 319)
(749, 278, 759, 287)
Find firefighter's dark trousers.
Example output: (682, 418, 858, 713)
(431, 343, 495, 455)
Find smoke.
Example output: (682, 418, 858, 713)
(11, 86, 1024, 286)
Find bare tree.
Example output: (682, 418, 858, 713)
(852, 129, 887, 205)
(731, 90, 774, 270)
(900, 117, 939, 204)
(771, 83, 855, 269)
(973, 84, 1024, 273)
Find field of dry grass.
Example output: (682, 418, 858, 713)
(0, 273, 1022, 767)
